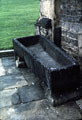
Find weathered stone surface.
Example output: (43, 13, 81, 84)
(0, 66, 6, 76)
(0, 56, 82, 120)
(38, 0, 82, 67)
(6, 66, 20, 75)
(18, 85, 44, 103)
(0, 57, 15, 67)
(0, 89, 20, 108)
(0, 100, 58, 120)
(0, 74, 28, 91)
(36, 0, 60, 43)
(40, 0, 55, 20)
(0, 100, 82, 120)
(55, 102, 82, 120)
(60, 0, 82, 23)
(76, 99, 82, 110)
(0, 66, 21, 76)
(78, 34, 82, 67)
(0, 57, 20, 76)
(60, 22, 80, 58)
(35, 18, 52, 41)
(22, 72, 39, 86)
(16, 67, 39, 86)
(60, 0, 82, 64)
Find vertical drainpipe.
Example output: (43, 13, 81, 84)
(52, 0, 61, 48)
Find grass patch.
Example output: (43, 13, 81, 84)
(0, 0, 40, 49)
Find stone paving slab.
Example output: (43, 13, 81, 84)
(0, 74, 28, 91)
(18, 85, 45, 103)
(0, 66, 20, 76)
(6, 66, 20, 75)
(0, 57, 15, 67)
(0, 89, 20, 108)
(0, 99, 82, 120)
(0, 57, 21, 76)
(54, 102, 82, 120)
(76, 99, 82, 110)
(0, 66, 6, 76)
(0, 56, 82, 120)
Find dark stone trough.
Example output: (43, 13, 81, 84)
(13, 35, 82, 106)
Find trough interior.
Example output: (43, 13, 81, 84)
(17, 35, 74, 68)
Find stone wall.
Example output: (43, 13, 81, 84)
(60, 0, 82, 66)
(35, 0, 56, 42)
(35, 0, 82, 68)
(40, 0, 55, 20)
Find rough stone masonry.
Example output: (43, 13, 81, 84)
(35, 0, 82, 70)
(60, 0, 82, 68)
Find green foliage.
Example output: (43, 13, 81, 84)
(0, 0, 40, 49)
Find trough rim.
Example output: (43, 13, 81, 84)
(13, 35, 79, 70)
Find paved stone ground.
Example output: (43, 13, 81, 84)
(0, 56, 82, 120)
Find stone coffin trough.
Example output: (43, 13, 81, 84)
(13, 35, 82, 106)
